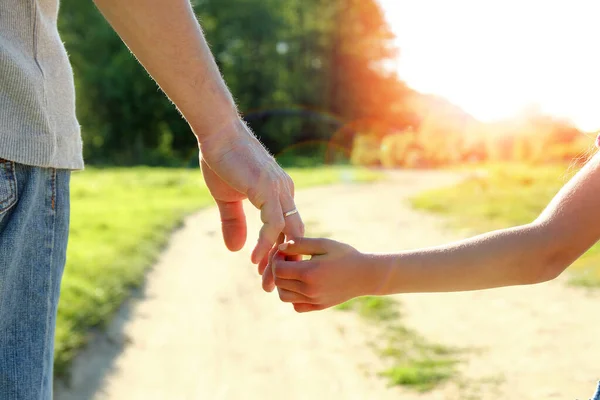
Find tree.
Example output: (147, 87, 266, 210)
(58, 0, 405, 164)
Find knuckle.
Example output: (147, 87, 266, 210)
(246, 186, 259, 203)
(285, 175, 295, 192)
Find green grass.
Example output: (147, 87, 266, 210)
(336, 297, 460, 392)
(410, 162, 600, 287)
(335, 296, 400, 322)
(54, 165, 382, 376)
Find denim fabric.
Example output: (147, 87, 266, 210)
(0, 159, 70, 400)
(591, 381, 600, 400)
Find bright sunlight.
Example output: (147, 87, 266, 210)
(379, 0, 600, 132)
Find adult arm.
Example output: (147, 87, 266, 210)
(93, 0, 304, 264)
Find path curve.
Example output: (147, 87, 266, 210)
(55, 170, 600, 400)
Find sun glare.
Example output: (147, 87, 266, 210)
(378, 0, 600, 132)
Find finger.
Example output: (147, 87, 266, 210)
(258, 254, 268, 276)
(277, 288, 315, 304)
(273, 260, 312, 280)
(280, 194, 304, 262)
(215, 200, 247, 252)
(262, 263, 275, 292)
(272, 252, 309, 294)
(273, 276, 307, 295)
(262, 246, 282, 292)
(251, 199, 285, 264)
(293, 303, 326, 313)
(268, 233, 286, 269)
(286, 254, 302, 262)
(263, 234, 286, 292)
(258, 233, 284, 276)
(278, 238, 331, 257)
(280, 193, 304, 240)
(200, 158, 248, 251)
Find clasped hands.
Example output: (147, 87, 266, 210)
(200, 118, 370, 313)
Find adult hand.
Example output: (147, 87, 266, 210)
(95, 0, 304, 284)
(199, 117, 304, 272)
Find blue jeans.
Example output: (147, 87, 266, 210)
(591, 381, 600, 400)
(0, 159, 70, 400)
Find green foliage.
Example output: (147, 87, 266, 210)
(411, 163, 600, 287)
(58, 0, 402, 165)
(59, 1, 195, 165)
(276, 141, 351, 168)
(380, 357, 456, 392)
(335, 296, 400, 321)
(58, 2, 589, 168)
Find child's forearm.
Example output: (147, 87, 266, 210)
(273, 222, 584, 312)
(274, 155, 600, 312)
(368, 222, 572, 295)
(368, 155, 600, 295)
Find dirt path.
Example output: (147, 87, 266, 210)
(55, 170, 600, 400)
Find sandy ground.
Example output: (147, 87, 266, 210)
(55, 170, 600, 400)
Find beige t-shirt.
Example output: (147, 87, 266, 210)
(0, 0, 83, 169)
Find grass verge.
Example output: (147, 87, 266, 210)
(410, 162, 600, 287)
(55, 165, 382, 376)
(336, 297, 460, 392)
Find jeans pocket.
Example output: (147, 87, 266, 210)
(0, 158, 17, 215)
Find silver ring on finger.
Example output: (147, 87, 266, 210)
(283, 208, 299, 218)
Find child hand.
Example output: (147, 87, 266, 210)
(271, 238, 376, 313)
(258, 233, 303, 293)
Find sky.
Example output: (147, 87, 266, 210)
(378, 0, 600, 132)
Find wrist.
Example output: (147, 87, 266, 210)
(189, 103, 240, 144)
(182, 71, 240, 143)
(361, 253, 398, 296)
(196, 117, 248, 161)
(197, 117, 267, 173)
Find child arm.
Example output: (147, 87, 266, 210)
(273, 153, 600, 312)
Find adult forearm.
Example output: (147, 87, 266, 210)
(371, 223, 567, 295)
(93, 0, 238, 140)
